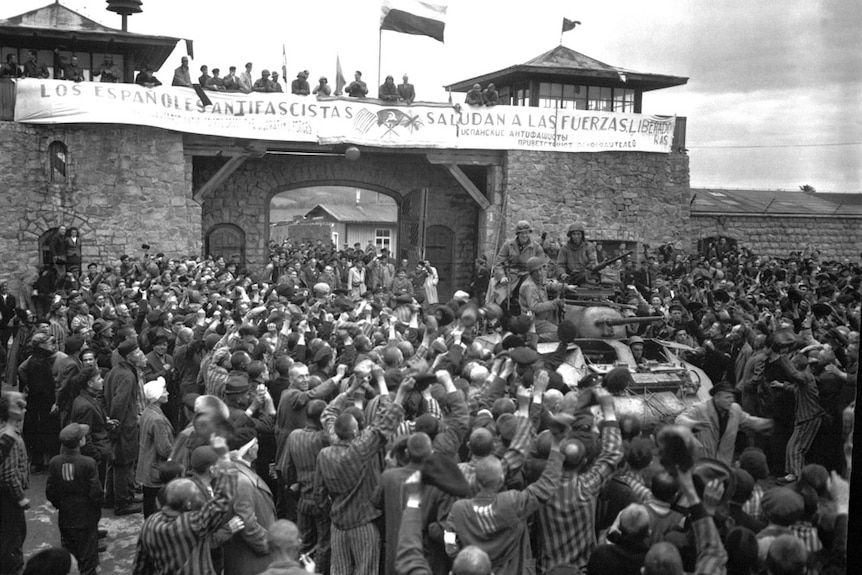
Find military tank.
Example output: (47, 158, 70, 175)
(539, 283, 712, 427)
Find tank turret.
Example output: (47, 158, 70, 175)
(564, 303, 662, 339)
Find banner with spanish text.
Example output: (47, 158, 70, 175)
(14, 79, 676, 153)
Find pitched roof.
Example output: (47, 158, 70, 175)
(0, 2, 120, 32)
(521, 45, 623, 73)
(0, 3, 181, 72)
(691, 188, 862, 216)
(304, 204, 398, 224)
(445, 44, 687, 93)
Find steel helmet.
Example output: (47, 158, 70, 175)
(628, 336, 644, 346)
(567, 223, 585, 236)
(526, 256, 546, 273)
(515, 220, 532, 233)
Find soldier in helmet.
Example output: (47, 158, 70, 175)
(490, 220, 545, 306)
(519, 257, 565, 342)
(628, 335, 647, 366)
(556, 223, 598, 286)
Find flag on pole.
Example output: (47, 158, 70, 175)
(281, 44, 288, 90)
(380, 0, 447, 43)
(335, 54, 346, 96)
(185, 39, 195, 59)
(562, 18, 580, 33)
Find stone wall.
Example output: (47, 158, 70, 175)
(197, 153, 479, 290)
(497, 150, 690, 257)
(692, 214, 862, 260)
(0, 122, 199, 296)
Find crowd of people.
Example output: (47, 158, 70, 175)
(1, 51, 421, 104)
(0, 220, 857, 575)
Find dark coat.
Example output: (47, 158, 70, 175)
(0, 292, 18, 329)
(223, 460, 276, 575)
(104, 359, 141, 464)
(70, 389, 113, 463)
(46, 448, 103, 528)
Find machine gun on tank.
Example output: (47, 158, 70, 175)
(590, 250, 633, 275)
(565, 250, 632, 289)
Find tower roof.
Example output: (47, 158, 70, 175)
(445, 44, 687, 93)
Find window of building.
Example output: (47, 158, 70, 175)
(537, 83, 633, 112)
(48, 141, 67, 183)
(588, 86, 613, 111)
(613, 88, 636, 113)
(513, 84, 531, 106)
(375, 228, 391, 251)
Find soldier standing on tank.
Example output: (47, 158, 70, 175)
(490, 220, 545, 306)
(556, 223, 598, 286)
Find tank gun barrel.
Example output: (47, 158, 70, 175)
(596, 315, 664, 327)
(590, 250, 633, 274)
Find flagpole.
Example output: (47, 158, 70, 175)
(377, 28, 383, 93)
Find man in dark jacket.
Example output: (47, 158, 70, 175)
(46, 423, 103, 575)
(70, 367, 114, 489)
(0, 280, 19, 348)
(103, 340, 145, 515)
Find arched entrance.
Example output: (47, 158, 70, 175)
(196, 152, 482, 295)
(425, 225, 454, 302)
(206, 223, 246, 266)
(269, 186, 399, 257)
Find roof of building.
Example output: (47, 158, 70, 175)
(445, 44, 688, 93)
(304, 203, 398, 224)
(691, 188, 862, 216)
(0, 3, 181, 71)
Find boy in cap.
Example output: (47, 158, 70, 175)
(46, 423, 103, 575)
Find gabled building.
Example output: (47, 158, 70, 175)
(0, 2, 180, 84)
(691, 188, 862, 259)
(301, 203, 399, 254)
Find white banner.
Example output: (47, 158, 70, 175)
(14, 79, 675, 153)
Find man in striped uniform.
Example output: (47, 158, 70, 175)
(767, 344, 825, 483)
(132, 464, 243, 575)
(283, 399, 330, 574)
(313, 370, 407, 575)
(536, 388, 624, 572)
(0, 391, 30, 575)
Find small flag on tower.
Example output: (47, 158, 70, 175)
(562, 18, 580, 33)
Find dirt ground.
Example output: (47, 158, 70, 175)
(23, 471, 142, 573)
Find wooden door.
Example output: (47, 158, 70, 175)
(398, 188, 427, 264)
(206, 224, 246, 265)
(425, 225, 454, 302)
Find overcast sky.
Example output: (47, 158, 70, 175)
(4, 0, 861, 192)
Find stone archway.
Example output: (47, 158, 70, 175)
(196, 152, 481, 291)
